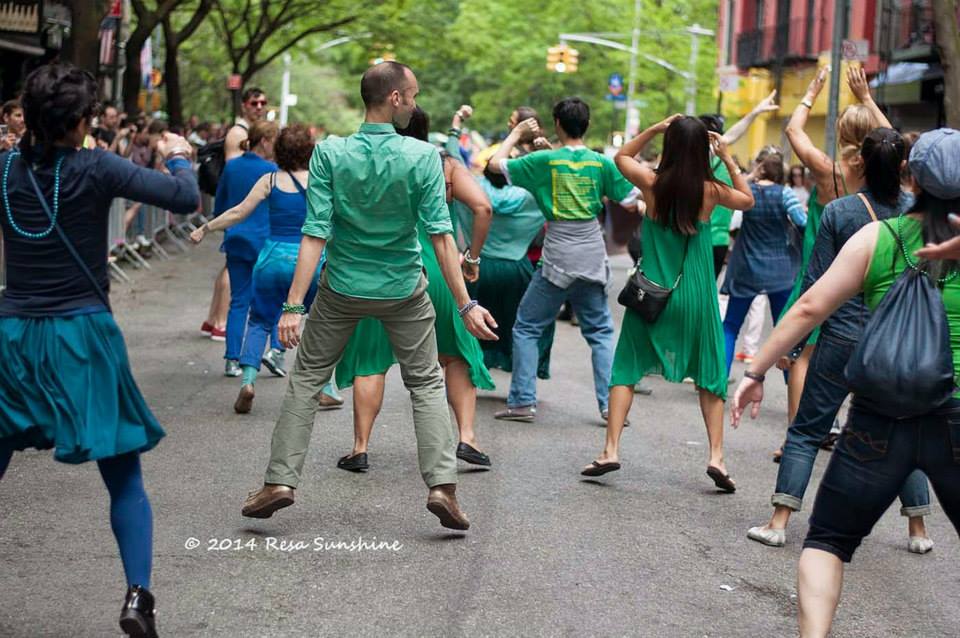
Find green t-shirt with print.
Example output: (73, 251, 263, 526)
(504, 147, 633, 220)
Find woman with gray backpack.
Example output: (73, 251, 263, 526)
(731, 128, 960, 638)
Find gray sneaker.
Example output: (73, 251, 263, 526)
(494, 405, 536, 422)
(633, 380, 653, 396)
(261, 348, 287, 377)
(224, 359, 241, 377)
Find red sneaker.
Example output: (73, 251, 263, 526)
(200, 321, 214, 336)
(210, 326, 226, 342)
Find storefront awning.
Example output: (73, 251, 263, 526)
(870, 62, 943, 106)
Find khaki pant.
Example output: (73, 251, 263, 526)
(264, 274, 458, 489)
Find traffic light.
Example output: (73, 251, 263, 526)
(546, 44, 579, 73)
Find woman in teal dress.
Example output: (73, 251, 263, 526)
(581, 115, 754, 492)
(335, 107, 494, 470)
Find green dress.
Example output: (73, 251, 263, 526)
(610, 219, 727, 399)
(779, 185, 828, 343)
(335, 220, 495, 391)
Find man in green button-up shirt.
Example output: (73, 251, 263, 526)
(242, 62, 497, 531)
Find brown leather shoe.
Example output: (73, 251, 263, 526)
(426, 484, 470, 530)
(241, 484, 294, 518)
(234, 384, 255, 414)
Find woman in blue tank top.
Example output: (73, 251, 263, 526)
(192, 124, 340, 413)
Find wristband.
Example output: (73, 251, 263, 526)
(463, 249, 481, 265)
(281, 303, 307, 315)
(800, 99, 814, 109)
(744, 370, 766, 383)
(458, 300, 478, 317)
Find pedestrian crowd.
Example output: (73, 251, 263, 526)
(0, 60, 958, 638)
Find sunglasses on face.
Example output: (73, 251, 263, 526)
(248, 99, 267, 107)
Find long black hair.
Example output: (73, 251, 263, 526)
(652, 116, 719, 235)
(861, 128, 906, 206)
(911, 191, 960, 281)
(19, 64, 100, 162)
(395, 106, 430, 142)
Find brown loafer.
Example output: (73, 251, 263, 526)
(318, 391, 344, 410)
(426, 484, 470, 530)
(241, 484, 294, 518)
(234, 384, 255, 414)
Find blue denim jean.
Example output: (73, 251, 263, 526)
(507, 269, 614, 412)
(226, 254, 280, 361)
(804, 398, 960, 562)
(239, 241, 320, 370)
(773, 333, 931, 515)
(722, 288, 792, 373)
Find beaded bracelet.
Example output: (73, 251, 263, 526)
(462, 249, 481, 265)
(281, 303, 307, 315)
(458, 300, 478, 318)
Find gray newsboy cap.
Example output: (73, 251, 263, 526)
(909, 128, 960, 200)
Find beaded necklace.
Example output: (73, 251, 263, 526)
(896, 212, 960, 285)
(2, 150, 65, 239)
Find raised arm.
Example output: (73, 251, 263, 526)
(99, 132, 198, 214)
(731, 223, 879, 426)
(847, 64, 892, 129)
(488, 118, 539, 174)
(449, 160, 492, 282)
(708, 132, 755, 212)
(615, 114, 682, 189)
(784, 66, 833, 176)
(721, 90, 779, 146)
(191, 173, 272, 243)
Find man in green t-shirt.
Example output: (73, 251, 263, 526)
(487, 97, 636, 424)
(242, 62, 497, 531)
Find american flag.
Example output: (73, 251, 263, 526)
(98, 0, 122, 66)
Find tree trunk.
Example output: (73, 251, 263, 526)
(122, 24, 154, 116)
(933, 0, 960, 128)
(63, 0, 113, 72)
(162, 18, 183, 127)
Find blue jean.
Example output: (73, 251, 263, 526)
(722, 288, 792, 373)
(239, 241, 320, 370)
(226, 254, 280, 361)
(804, 399, 960, 562)
(508, 269, 614, 411)
(773, 333, 931, 515)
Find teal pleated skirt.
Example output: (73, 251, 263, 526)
(0, 312, 164, 463)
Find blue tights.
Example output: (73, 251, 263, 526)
(0, 449, 152, 588)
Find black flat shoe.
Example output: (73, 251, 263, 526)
(456, 442, 491, 466)
(119, 585, 158, 638)
(337, 452, 369, 472)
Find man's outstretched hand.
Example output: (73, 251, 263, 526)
(462, 305, 498, 341)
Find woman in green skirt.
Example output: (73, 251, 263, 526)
(581, 115, 754, 492)
(335, 107, 495, 470)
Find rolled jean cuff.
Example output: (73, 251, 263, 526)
(771, 492, 802, 512)
(423, 473, 458, 489)
(802, 539, 852, 563)
(900, 504, 932, 518)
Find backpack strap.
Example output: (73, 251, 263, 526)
(858, 193, 878, 222)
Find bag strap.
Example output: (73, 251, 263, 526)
(857, 193, 878, 222)
(23, 161, 112, 312)
(670, 236, 691, 290)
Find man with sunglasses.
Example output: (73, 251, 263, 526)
(225, 87, 268, 160)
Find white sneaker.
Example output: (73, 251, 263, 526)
(908, 536, 934, 554)
(747, 525, 786, 547)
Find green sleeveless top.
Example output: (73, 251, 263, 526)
(865, 216, 960, 390)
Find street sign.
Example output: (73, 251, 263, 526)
(841, 39, 869, 62)
(284, 94, 298, 107)
(719, 73, 740, 92)
(227, 74, 242, 90)
(608, 72, 624, 96)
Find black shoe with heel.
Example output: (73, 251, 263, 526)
(119, 585, 158, 638)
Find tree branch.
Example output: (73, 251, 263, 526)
(176, 0, 214, 42)
(242, 16, 358, 80)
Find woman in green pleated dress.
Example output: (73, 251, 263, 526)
(335, 107, 495, 470)
(581, 115, 754, 491)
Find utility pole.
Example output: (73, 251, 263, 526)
(685, 24, 714, 116)
(280, 53, 291, 126)
(625, 0, 640, 136)
(824, 0, 847, 159)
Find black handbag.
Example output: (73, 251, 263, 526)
(617, 237, 689, 323)
(844, 220, 956, 418)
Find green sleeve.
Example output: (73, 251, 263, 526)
(504, 152, 545, 193)
(418, 150, 454, 235)
(711, 156, 733, 187)
(301, 143, 333, 239)
(602, 155, 634, 202)
(444, 133, 462, 164)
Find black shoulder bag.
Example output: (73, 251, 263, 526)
(843, 219, 955, 417)
(617, 236, 689, 323)
(23, 162, 112, 312)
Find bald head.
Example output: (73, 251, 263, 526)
(360, 61, 414, 107)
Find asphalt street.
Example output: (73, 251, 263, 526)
(1, 240, 957, 637)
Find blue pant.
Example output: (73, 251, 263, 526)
(508, 269, 614, 412)
(226, 254, 280, 361)
(239, 241, 320, 370)
(805, 399, 960, 562)
(773, 333, 931, 515)
(722, 288, 792, 373)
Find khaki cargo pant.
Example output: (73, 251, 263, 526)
(264, 273, 458, 489)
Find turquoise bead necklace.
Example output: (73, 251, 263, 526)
(2, 150, 65, 239)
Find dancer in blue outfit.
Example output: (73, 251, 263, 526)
(192, 124, 342, 413)
(0, 64, 199, 638)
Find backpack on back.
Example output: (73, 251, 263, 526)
(197, 123, 246, 196)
